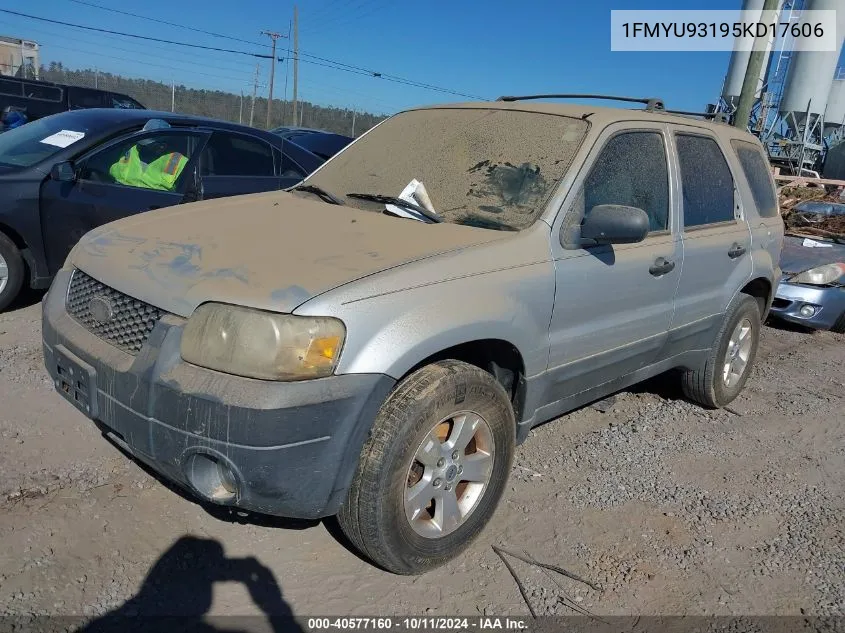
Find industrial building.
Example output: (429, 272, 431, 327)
(716, 0, 845, 177)
(0, 35, 39, 80)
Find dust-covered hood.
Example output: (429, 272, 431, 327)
(70, 191, 506, 317)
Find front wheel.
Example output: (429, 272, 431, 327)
(338, 360, 515, 574)
(0, 232, 25, 313)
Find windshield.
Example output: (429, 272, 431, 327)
(304, 108, 588, 231)
(0, 116, 94, 169)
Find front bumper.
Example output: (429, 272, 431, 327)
(42, 269, 395, 519)
(770, 280, 845, 331)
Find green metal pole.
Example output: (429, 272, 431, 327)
(734, 0, 780, 129)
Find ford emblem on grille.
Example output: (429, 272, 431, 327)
(88, 296, 115, 324)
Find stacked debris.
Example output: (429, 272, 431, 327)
(777, 178, 845, 242)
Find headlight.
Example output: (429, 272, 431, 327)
(791, 263, 845, 286)
(180, 303, 345, 381)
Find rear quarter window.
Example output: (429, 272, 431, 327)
(731, 140, 778, 218)
(0, 78, 23, 97)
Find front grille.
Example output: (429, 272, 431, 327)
(66, 270, 164, 354)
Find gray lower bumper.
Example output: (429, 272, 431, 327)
(770, 280, 845, 331)
(42, 269, 395, 519)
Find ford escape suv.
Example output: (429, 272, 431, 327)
(43, 95, 782, 574)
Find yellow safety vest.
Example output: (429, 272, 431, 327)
(109, 145, 188, 191)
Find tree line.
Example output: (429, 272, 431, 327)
(39, 62, 387, 137)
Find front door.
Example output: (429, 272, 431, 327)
(546, 123, 681, 399)
(668, 127, 752, 345)
(39, 128, 209, 273)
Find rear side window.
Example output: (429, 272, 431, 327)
(201, 132, 275, 177)
(731, 140, 778, 218)
(0, 78, 23, 97)
(584, 131, 670, 232)
(676, 134, 735, 227)
(22, 82, 62, 102)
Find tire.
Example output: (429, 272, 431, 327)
(0, 232, 25, 313)
(832, 311, 845, 334)
(337, 360, 515, 575)
(681, 294, 761, 409)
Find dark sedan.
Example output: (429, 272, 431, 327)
(0, 108, 330, 310)
(270, 126, 353, 160)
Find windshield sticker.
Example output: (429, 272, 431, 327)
(39, 130, 86, 148)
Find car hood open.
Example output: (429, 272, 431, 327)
(70, 190, 507, 317)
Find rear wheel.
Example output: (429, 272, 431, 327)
(337, 360, 515, 574)
(0, 232, 25, 313)
(681, 294, 761, 408)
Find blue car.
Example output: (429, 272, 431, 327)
(0, 108, 332, 311)
(770, 205, 845, 333)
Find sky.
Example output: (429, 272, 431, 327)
(0, 0, 746, 116)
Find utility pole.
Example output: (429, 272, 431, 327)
(283, 20, 292, 125)
(351, 108, 356, 137)
(171, 79, 175, 112)
(239, 90, 244, 124)
(94, 67, 99, 89)
(734, 0, 779, 130)
(249, 63, 259, 127)
(261, 30, 284, 129)
(292, 5, 299, 126)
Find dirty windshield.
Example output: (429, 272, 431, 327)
(0, 115, 97, 169)
(305, 107, 589, 231)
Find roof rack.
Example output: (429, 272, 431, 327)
(663, 109, 731, 124)
(495, 94, 665, 112)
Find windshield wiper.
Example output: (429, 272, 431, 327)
(346, 192, 442, 223)
(292, 184, 344, 205)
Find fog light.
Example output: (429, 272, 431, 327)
(184, 453, 238, 503)
(799, 305, 817, 318)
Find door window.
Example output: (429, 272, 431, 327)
(201, 132, 275, 177)
(79, 132, 200, 192)
(676, 134, 735, 227)
(22, 82, 62, 102)
(68, 87, 106, 109)
(583, 131, 669, 232)
(731, 140, 778, 218)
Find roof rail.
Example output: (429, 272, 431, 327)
(495, 94, 665, 112)
(663, 109, 731, 124)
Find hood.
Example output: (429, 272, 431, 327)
(71, 191, 508, 317)
(780, 235, 845, 275)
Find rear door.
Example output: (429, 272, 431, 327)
(198, 130, 281, 198)
(668, 126, 752, 349)
(39, 128, 210, 273)
(729, 139, 784, 279)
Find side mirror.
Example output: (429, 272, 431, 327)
(51, 161, 76, 183)
(580, 204, 649, 246)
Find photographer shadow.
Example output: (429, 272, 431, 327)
(77, 535, 304, 633)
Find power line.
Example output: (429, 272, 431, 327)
(38, 41, 259, 88)
(64, 0, 265, 46)
(3, 8, 488, 100)
(0, 9, 277, 59)
(0, 18, 257, 76)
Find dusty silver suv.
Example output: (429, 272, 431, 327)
(42, 96, 782, 574)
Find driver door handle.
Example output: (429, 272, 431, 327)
(649, 257, 675, 277)
(728, 243, 746, 259)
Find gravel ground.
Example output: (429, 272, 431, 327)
(0, 295, 843, 622)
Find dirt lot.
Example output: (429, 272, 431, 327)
(0, 294, 843, 622)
